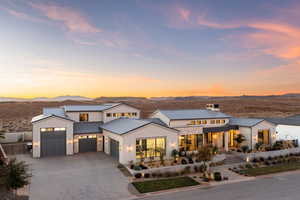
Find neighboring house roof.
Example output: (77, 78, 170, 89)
(156, 109, 231, 120)
(265, 117, 300, 126)
(101, 118, 178, 135)
(63, 103, 121, 112)
(73, 122, 103, 134)
(43, 107, 65, 116)
(229, 118, 264, 127)
(31, 114, 74, 123)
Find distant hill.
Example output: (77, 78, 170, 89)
(0, 95, 92, 102)
(94, 96, 147, 101)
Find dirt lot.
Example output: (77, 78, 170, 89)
(1, 97, 300, 132)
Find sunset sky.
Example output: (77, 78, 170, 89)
(1, 0, 300, 98)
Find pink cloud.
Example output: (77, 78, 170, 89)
(177, 7, 190, 22)
(29, 2, 101, 33)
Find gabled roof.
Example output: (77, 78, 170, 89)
(101, 118, 178, 135)
(31, 114, 74, 123)
(266, 117, 300, 126)
(73, 122, 103, 134)
(43, 107, 65, 116)
(156, 109, 231, 120)
(63, 103, 121, 112)
(229, 118, 264, 127)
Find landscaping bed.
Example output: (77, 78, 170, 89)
(229, 153, 300, 176)
(132, 176, 199, 193)
(240, 162, 300, 176)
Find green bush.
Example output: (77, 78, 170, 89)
(245, 164, 253, 169)
(144, 173, 150, 178)
(241, 145, 249, 153)
(135, 173, 142, 178)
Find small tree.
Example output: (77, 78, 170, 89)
(0, 158, 31, 197)
(171, 149, 178, 163)
(234, 134, 246, 148)
(197, 146, 213, 177)
(156, 148, 165, 166)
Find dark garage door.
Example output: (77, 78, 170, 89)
(41, 131, 66, 157)
(110, 139, 119, 160)
(79, 138, 97, 153)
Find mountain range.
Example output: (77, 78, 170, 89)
(1, 93, 300, 102)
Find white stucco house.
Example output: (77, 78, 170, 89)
(267, 115, 300, 145)
(31, 103, 277, 164)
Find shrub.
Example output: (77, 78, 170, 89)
(199, 164, 206, 173)
(272, 161, 277, 165)
(252, 158, 258, 163)
(140, 164, 148, 170)
(194, 165, 199, 172)
(203, 177, 210, 182)
(245, 164, 253, 169)
(144, 173, 150, 178)
(241, 145, 249, 153)
(130, 164, 135, 169)
(264, 161, 270, 166)
(181, 158, 188, 165)
(134, 173, 142, 178)
(157, 172, 163, 178)
(188, 157, 194, 164)
(133, 166, 142, 171)
(267, 156, 272, 161)
(214, 172, 222, 181)
(259, 157, 265, 162)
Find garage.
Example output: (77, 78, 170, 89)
(78, 135, 97, 153)
(110, 139, 119, 160)
(41, 129, 66, 157)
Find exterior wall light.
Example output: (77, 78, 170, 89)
(170, 143, 176, 148)
(67, 140, 73, 144)
(127, 146, 133, 152)
(33, 142, 40, 147)
(246, 157, 250, 162)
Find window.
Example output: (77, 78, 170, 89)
(189, 120, 196, 125)
(210, 120, 216, 124)
(121, 113, 125, 117)
(196, 120, 201, 125)
(216, 120, 221, 124)
(258, 130, 270, 145)
(221, 119, 226, 124)
(113, 113, 117, 117)
(202, 120, 207, 124)
(132, 112, 137, 117)
(79, 113, 89, 121)
(136, 137, 166, 158)
(41, 128, 65, 132)
(106, 113, 111, 117)
(179, 134, 203, 151)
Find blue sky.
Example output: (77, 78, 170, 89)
(1, 0, 300, 97)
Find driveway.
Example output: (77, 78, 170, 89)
(15, 153, 133, 200)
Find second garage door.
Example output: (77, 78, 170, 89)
(79, 137, 97, 153)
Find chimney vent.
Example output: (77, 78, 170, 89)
(206, 104, 220, 111)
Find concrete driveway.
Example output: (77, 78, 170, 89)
(16, 153, 133, 200)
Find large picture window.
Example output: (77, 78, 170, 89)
(179, 134, 203, 151)
(136, 137, 166, 158)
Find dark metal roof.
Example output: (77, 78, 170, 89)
(73, 122, 103, 135)
(229, 118, 264, 127)
(265, 117, 300, 126)
(203, 125, 239, 133)
(101, 118, 178, 135)
(157, 109, 231, 120)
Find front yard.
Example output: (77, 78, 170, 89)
(132, 176, 199, 193)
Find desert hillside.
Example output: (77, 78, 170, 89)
(1, 97, 300, 132)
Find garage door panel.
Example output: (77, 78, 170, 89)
(79, 138, 97, 153)
(41, 131, 66, 157)
(110, 139, 119, 160)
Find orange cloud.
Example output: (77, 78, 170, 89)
(29, 2, 101, 33)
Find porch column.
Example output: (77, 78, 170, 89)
(224, 131, 229, 151)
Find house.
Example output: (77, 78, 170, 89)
(31, 103, 277, 164)
(266, 114, 300, 144)
(31, 103, 140, 158)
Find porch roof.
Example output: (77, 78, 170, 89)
(73, 121, 103, 135)
(203, 124, 239, 133)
